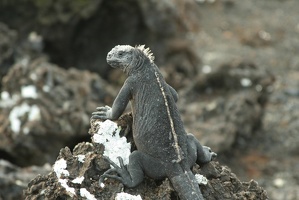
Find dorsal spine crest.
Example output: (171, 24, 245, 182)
(136, 45, 155, 63)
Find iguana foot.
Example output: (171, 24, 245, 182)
(203, 146, 217, 161)
(99, 156, 133, 187)
(91, 105, 112, 120)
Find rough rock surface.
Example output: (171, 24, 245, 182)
(0, 0, 201, 85)
(192, 2, 299, 199)
(0, 22, 17, 87)
(178, 61, 274, 152)
(0, 58, 113, 167)
(24, 118, 268, 200)
(0, 159, 51, 200)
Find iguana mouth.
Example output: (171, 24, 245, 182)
(107, 60, 121, 68)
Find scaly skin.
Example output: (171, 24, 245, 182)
(92, 45, 216, 200)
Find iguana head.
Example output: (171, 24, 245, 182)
(106, 45, 155, 74)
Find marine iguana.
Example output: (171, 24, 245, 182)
(92, 45, 217, 200)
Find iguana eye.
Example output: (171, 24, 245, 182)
(118, 52, 123, 56)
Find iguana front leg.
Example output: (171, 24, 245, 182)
(91, 80, 131, 120)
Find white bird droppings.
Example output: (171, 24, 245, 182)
(53, 158, 69, 179)
(21, 85, 38, 99)
(202, 65, 212, 74)
(92, 120, 131, 167)
(76, 154, 86, 163)
(195, 174, 208, 185)
(115, 192, 142, 200)
(58, 179, 76, 197)
(72, 176, 84, 184)
(80, 188, 97, 200)
(240, 78, 252, 87)
(9, 103, 41, 134)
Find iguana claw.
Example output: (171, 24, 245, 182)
(91, 106, 112, 120)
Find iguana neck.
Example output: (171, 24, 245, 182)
(125, 57, 150, 76)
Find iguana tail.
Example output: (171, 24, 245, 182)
(170, 171, 204, 200)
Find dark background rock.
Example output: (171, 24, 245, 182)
(0, 0, 200, 83)
(0, 0, 298, 199)
(0, 159, 51, 200)
(0, 22, 17, 89)
(0, 58, 113, 167)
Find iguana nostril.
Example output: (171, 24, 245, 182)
(107, 52, 113, 59)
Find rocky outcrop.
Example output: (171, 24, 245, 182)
(24, 118, 268, 200)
